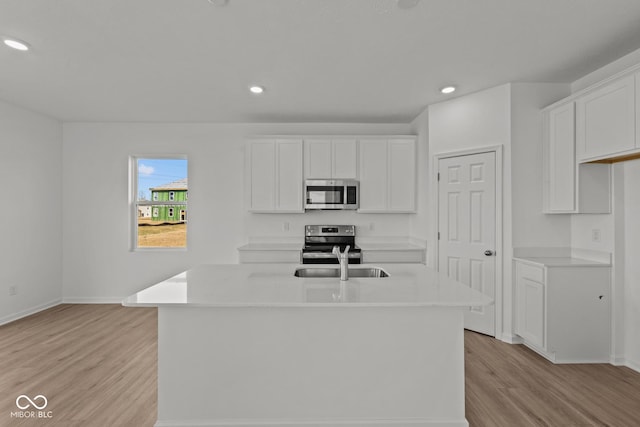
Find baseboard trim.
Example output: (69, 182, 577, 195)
(0, 298, 63, 326)
(625, 358, 640, 374)
(497, 333, 523, 344)
(62, 297, 125, 304)
(155, 419, 468, 427)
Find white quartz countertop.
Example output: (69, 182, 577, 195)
(357, 242, 425, 251)
(123, 263, 492, 308)
(513, 256, 611, 267)
(237, 243, 301, 251)
(237, 243, 426, 251)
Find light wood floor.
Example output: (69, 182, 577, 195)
(2, 305, 640, 426)
(0, 304, 157, 427)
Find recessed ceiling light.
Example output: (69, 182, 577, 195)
(440, 86, 456, 94)
(3, 37, 30, 51)
(249, 85, 265, 94)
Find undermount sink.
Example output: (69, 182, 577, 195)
(294, 267, 389, 278)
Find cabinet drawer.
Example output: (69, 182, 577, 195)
(517, 262, 544, 283)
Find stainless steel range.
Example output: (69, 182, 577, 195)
(302, 225, 362, 264)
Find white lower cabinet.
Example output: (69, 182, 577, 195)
(514, 259, 610, 363)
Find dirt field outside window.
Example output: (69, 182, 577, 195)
(137, 219, 186, 248)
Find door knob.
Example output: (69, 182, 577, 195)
(484, 250, 495, 256)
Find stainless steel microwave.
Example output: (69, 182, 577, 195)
(304, 179, 359, 210)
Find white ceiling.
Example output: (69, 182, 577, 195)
(2, 0, 640, 123)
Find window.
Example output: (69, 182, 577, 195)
(131, 156, 188, 249)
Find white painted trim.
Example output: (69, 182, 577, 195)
(62, 297, 125, 304)
(498, 333, 524, 344)
(544, 59, 640, 112)
(0, 299, 62, 326)
(610, 356, 627, 366)
(433, 145, 504, 339)
(611, 357, 640, 374)
(625, 358, 640, 374)
(155, 418, 467, 427)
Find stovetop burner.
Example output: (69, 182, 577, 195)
(302, 225, 361, 264)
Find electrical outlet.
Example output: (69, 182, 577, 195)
(592, 229, 601, 242)
(283, 222, 290, 232)
(369, 222, 375, 231)
(8, 285, 17, 296)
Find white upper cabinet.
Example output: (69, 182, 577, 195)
(637, 71, 640, 151)
(359, 139, 388, 211)
(546, 101, 576, 212)
(247, 138, 304, 213)
(358, 137, 416, 213)
(543, 101, 610, 214)
(388, 139, 416, 212)
(576, 74, 636, 162)
(304, 138, 357, 179)
(332, 139, 358, 179)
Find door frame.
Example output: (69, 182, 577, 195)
(433, 145, 503, 338)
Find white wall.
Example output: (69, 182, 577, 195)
(510, 83, 572, 248)
(428, 85, 511, 156)
(622, 160, 640, 370)
(425, 83, 570, 341)
(427, 84, 512, 340)
(61, 122, 412, 301)
(572, 46, 640, 92)
(409, 107, 430, 263)
(0, 100, 63, 324)
(427, 84, 511, 269)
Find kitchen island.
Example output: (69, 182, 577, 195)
(123, 263, 492, 427)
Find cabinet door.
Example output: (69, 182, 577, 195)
(332, 139, 357, 179)
(576, 75, 636, 161)
(304, 139, 332, 179)
(358, 139, 388, 211)
(516, 263, 545, 349)
(249, 140, 276, 211)
(388, 139, 416, 212)
(546, 267, 611, 362)
(547, 102, 576, 212)
(637, 72, 640, 150)
(276, 139, 303, 212)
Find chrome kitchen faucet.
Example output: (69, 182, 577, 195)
(332, 245, 350, 281)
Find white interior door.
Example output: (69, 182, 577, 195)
(438, 151, 496, 336)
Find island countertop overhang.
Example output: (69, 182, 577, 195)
(122, 263, 493, 308)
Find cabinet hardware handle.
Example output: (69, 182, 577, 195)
(484, 250, 494, 256)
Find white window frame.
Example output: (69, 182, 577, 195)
(169, 191, 175, 201)
(130, 155, 188, 251)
